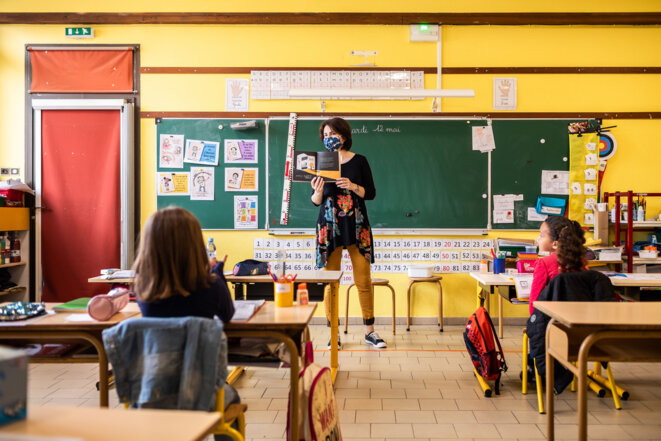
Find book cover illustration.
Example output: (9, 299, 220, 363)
(292, 151, 340, 182)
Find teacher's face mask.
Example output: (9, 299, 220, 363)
(323, 136, 343, 152)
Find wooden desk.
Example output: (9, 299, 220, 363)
(225, 301, 316, 441)
(88, 275, 134, 284)
(3, 405, 221, 441)
(0, 303, 140, 407)
(226, 270, 343, 382)
(535, 301, 661, 441)
(469, 272, 661, 338)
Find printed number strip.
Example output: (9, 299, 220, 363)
(279, 113, 298, 225)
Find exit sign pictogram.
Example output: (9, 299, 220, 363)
(65, 27, 94, 38)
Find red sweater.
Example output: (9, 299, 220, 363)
(529, 254, 559, 315)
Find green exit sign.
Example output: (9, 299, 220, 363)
(65, 27, 94, 38)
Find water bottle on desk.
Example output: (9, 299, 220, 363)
(207, 237, 216, 259)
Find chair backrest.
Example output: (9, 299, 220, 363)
(537, 270, 615, 303)
(102, 316, 227, 411)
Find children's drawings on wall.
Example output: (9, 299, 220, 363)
(225, 168, 258, 192)
(184, 140, 220, 166)
(157, 172, 190, 196)
(159, 134, 184, 168)
(191, 167, 214, 201)
(224, 140, 258, 163)
(472, 125, 496, 152)
(541, 170, 569, 195)
(234, 195, 258, 229)
(568, 132, 599, 226)
(492, 194, 522, 224)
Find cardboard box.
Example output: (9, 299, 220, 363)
(593, 208, 609, 246)
(0, 345, 27, 426)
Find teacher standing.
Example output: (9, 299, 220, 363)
(311, 117, 386, 349)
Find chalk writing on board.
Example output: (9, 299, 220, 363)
(350, 124, 401, 135)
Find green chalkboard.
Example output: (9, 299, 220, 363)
(490, 120, 587, 229)
(267, 118, 489, 232)
(156, 119, 266, 229)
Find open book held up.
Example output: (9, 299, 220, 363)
(292, 150, 340, 182)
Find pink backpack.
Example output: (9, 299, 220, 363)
(287, 341, 342, 441)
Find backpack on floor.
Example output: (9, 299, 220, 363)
(287, 341, 342, 441)
(463, 306, 508, 394)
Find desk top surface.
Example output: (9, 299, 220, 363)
(469, 271, 661, 287)
(226, 270, 342, 284)
(226, 302, 317, 330)
(0, 303, 141, 330)
(88, 275, 134, 283)
(535, 301, 661, 329)
(3, 405, 220, 441)
(90, 270, 343, 285)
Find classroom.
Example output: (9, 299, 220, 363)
(1, 1, 661, 440)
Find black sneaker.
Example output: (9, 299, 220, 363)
(327, 335, 341, 350)
(365, 331, 387, 348)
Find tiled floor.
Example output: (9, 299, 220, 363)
(27, 324, 661, 440)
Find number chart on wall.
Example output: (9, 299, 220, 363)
(254, 237, 494, 284)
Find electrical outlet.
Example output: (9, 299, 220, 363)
(0, 168, 9, 176)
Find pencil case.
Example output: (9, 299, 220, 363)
(233, 259, 269, 276)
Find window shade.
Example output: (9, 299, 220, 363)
(30, 49, 133, 93)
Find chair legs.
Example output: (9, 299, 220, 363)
(406, 278, 443, 332)
(386, 283, 396, 335)
(345, 281, 396, 335)
(588, 361, 628, 409)
(523, 331, 625, 414)
(522, 330, 544, 414)
(214, 387, 247, 441)
(533, 359, 545, 414)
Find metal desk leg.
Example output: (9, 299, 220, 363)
(545, 319, 555, 441)
(225, 330, 300, 441)
(0, 331, 109, 407)
(498, 293, 503, 339)
(330, 281, 339, 383)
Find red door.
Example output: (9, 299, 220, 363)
(41, 109, 121, 302)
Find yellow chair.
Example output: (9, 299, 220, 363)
(345, 278, 396, 335)
(522, 329, 626, 413)
(104, 316, 247, 441)
(122, 388, 246, 440)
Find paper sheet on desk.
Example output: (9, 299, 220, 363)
(232, 300, 265, 322)
(509, 274, 533, 299)
(620, 274, 661, 280)
(65, 313, 95, 322)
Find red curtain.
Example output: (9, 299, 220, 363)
(41, 110, 121, 302)
(30, 50, 133, 93)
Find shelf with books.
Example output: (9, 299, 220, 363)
(0, 207, 30, 302)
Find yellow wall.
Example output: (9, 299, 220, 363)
(2, 2, 661, 320)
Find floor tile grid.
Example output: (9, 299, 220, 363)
(24, 324, 661, 441)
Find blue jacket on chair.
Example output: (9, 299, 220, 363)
(102, 316, 228, 411)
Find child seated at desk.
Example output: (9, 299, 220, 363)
(132, 206, 239, 440)
(529, 216, 587, 314)
(526, 215, 587, 393)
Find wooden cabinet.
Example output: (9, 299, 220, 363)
(0, 207, 30, 301)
